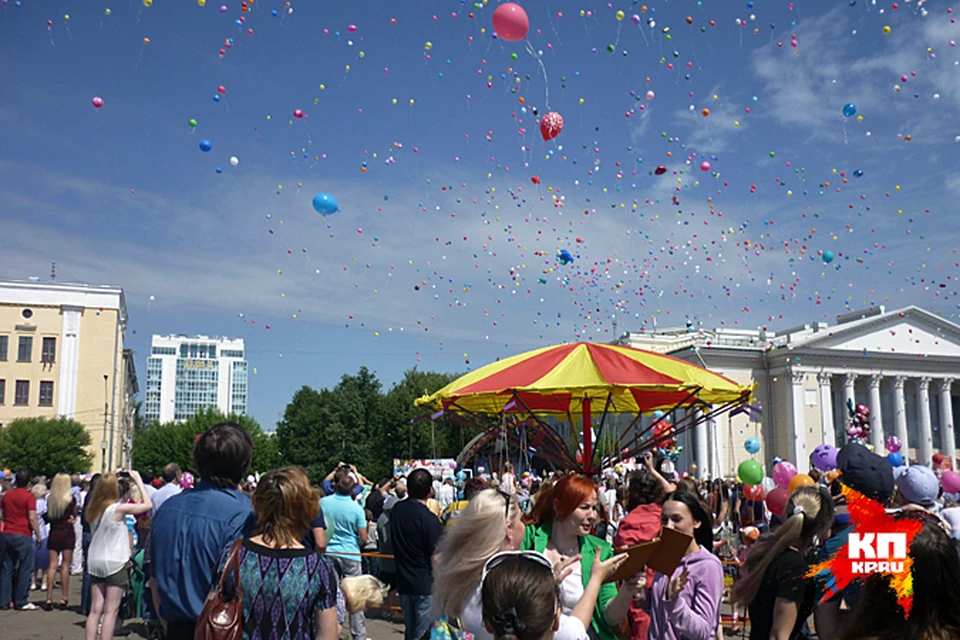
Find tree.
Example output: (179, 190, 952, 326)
(0, 417, 93, 478)
(131, 407, 280, 476)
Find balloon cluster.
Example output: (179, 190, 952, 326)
(885, 435, 904, 467)
(845, 399, 872, 449)
(652, 411, 682, 461)
(558, 249, 574, 265)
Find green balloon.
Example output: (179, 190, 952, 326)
(188, 118, 197, 128)
(738, 459, 763, 486)
(510, 52, 518, 60)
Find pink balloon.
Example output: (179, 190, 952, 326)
(772, 461, 798, 489)
(942, 470, 960, 494)
(347, 24, 357, 32)
(886, 435, 902, 453)
(492, 3, 529, 42)
(700, 161, 711, 172)
(92, 96, 104, 108)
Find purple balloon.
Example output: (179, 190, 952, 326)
(886, 435, 902, 453)
(220, 5, 228, 13)
(811, 444, 838, 472)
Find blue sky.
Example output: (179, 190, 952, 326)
(2, 0, 959, 429)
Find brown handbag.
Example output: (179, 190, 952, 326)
(195, 540, 244, 640)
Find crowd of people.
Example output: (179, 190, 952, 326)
(3, 423, 960, 640)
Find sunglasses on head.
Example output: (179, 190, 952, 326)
(481, 550, 556, 585)
(497, 489, 518, 521)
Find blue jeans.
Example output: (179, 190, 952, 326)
(400, 594, 433, 640)
(332, 555, 366, 640)
(1, 533, 35, 608)
(81, 530, 92, 615)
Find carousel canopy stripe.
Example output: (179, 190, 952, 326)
(417, 342, 753, 415)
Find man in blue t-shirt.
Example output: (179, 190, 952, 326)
(321, 469, 368, 640)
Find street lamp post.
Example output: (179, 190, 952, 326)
(101, 374, 109, 473)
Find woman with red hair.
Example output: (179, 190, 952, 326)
(521, 474, 644, 640)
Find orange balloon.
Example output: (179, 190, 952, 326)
(788, 473, 815, 493)
(826, 469, 842, 483)
(701, 108, 711, 117)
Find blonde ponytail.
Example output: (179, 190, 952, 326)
(731, 486, 833, 607)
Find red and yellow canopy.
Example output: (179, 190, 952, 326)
(417, 342, 754, 416)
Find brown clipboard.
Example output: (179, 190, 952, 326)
(604, 526, 693, 583)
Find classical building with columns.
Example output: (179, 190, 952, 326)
(616, 306, 960, 477)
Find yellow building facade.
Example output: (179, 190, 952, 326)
(0, 280, 136, 473)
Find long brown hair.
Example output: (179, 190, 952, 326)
(731, 485, 834, 607)
(840, 516, 960, 640)
(251, 466, 319, 547)
(482, 555, 560, 640)
(84, 473, 120, 525)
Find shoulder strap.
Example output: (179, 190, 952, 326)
(218, 539, 243, 593)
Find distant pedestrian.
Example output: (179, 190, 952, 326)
(149, 463, 182, 518)
(44, 473, 78, 610)
(322, 468, 369, 640)
(0, 469, 44, 611)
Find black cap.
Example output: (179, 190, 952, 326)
(837, 443, 894, 503)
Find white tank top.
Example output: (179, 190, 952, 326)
(88, 504, 130, 577)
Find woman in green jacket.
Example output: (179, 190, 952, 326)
(522, 474, 643, 640)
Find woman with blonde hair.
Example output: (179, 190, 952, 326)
(210, 466, 340, 640)
(731, 485, 834, 640)
(434, 488, 628, 640)
(44, 473, 78, 610)
(84, 471, 152, 640)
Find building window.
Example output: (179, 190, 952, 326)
(41, 337, 56, 363)
(0, 379, 5, 405)
(21, 308, 33, 320)
(14, 380, 29, 405)
(39, 381, 54, 406)
(17, 336, 32, 362)
(0, 335, 7, 361)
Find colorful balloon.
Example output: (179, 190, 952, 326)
(92, 96, 104, 109)
(744, 437, 761, 454)
(886, 452, 904, 467)
(942, 470, 960, 494)
(772, 461, 798, 489)
(738, 459, 763, 486)
(885, 435, 902, 453)
(822, 250, 835, 263)
(700, 161, 711, 172)
(199, 139, 212, 152)
(811, 444, 838, 471)
(743, 484, 765, 501)
(788, 473, 815, 493)
(312, 192, 339, 215)
(766, 488, 790, 517)
(654, 165, 667, 175)
(492, 3, 529, 42)
(842, 103, 857, 117)
(188, 118, 197, 128)
(540, 111, 564, 141)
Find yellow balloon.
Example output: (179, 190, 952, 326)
(143, 0, 152, 6)
(882, 25, 891, 34)
(424, 42, 433, 51)
(64, 14, 70, 20)
(105, 8, 111, 15)
(857, 115, 863, 121)
(392, 98, 398, 105)
(616, 10, 624, 20)
(198, 0, 206, 5)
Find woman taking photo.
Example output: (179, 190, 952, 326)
(84, 471, 152, 640)
(433, 488, 628, 640)
(731, 486, 834, 640)
(44, 473, 78, 610)
(521, 475, 643, 640)
(212, 466, 340, 640)
(633, 491, 723, 640)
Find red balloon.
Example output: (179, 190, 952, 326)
(293, 109, 304, 119)
(531, 175, 540, 184)
(92, 96, 104, 109)
(654, 165, 667, 175)
(492, 3, 529, 42)
(540, 111, 564, 141)
(766, 487, 790, 517)
(743, 484, 765, 501)
(217, 85, 226, 94)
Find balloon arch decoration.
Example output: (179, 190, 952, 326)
(416, 342, 757, 474)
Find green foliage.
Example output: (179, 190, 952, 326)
(276, 367, 462, 483)
(0, 417, 93, 477)
(131, 407, 279, 476)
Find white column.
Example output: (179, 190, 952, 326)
(57, 306, 83, 418)
(843, 373, 858, 416)
(708, 409, 723, 479)
(940, 379, 955, 470)
(918, 377, 933, 466)
(869, 375, 885, 452)
(893, 376, 909, 465)
(695, 408, 709, 480)
(789, 371, 809, 473)
(818, 372, 836, 448)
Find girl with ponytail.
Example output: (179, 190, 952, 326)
(731, 485, 834, 640)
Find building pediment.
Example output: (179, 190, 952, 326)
(789, 307, 960, 357)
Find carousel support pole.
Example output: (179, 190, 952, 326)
(582, 397, 593, 474)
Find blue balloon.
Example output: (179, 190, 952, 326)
(456, 470, 467, 482)
(744, 437, 761, 455)
(887, 452, 904, 467)
(199, 139, 212, 152)
(312, 192, 339, 215)
(558, 249, 574, 265)
(842, 103, 857, 117)
(822, 250, 835, 264)
(213, 95, 220, 102)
